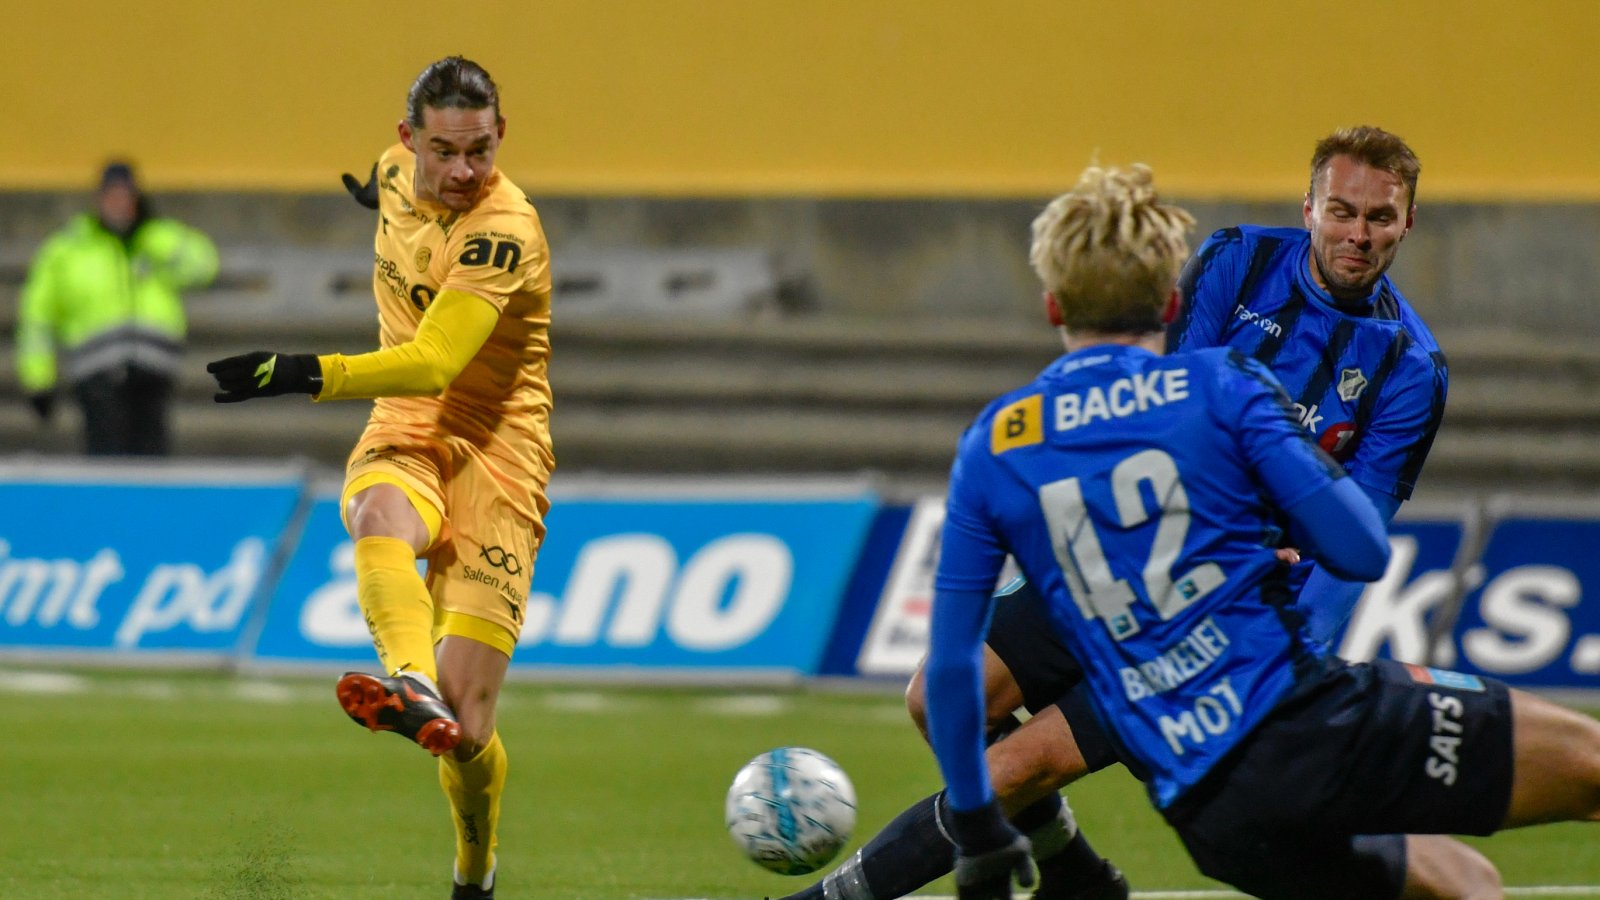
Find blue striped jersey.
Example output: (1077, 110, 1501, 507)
(1170, 225, 1446, 502)
(937, 344, 1346, 807)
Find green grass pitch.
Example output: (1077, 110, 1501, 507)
(2, 668, 1596, 899)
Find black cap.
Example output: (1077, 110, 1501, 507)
(99, 161, 137, 190)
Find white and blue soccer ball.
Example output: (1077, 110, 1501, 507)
(725, 746, 857, 875)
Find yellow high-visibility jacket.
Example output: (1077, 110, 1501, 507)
(16, 213, 218, 391)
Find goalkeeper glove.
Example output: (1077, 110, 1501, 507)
(948, 799, 1036, 900)
(342, 162, 379, 210)
(207, 351, 322, 402)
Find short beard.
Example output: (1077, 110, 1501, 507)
(1311, 247, 1381, 302)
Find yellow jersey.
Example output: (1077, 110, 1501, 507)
(366, 142, 555, 510)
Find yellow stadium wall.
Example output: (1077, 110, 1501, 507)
(8, 0, 1598, 199)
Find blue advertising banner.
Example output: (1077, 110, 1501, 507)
(1339, 516, 1471, 666)
(1338, 504, 1600, 687)
(253, 486, 881, 675)
(5, 463, 1596, 691)
(0, 465, 306, 656)
(1441, 514, 1600, 685)
(250, 488, 365, 664)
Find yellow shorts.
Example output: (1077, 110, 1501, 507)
(342, 423, 550, 656)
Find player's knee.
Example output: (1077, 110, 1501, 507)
(346, 488, 428, 550)
(1467, 854, 1504, 900)
(989, 732, 1080, 814)
(450, 713, 496, 761)
(441, 684, 497, 758)
(1404, 836, 1502, 900)
(1442, 856, 1501, 900)
(1550, 705, 1600, 820)
(1440, 846, 1502, 900)
(1026, 743, 1084, 796)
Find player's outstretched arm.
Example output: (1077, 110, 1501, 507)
(206, 290, 498, 403)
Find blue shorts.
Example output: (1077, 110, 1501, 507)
(1161, 657, 1515, 900)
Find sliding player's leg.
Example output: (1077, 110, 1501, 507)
(906, 643, 1027, 741)
(987, 705, 1128, 900)
(906, 580, 1126, 898)
(781, 700, 1125, 900)
(1163, 659, 1517, 899)
(1399, 835, 1501, 899)
(1388, 690, 1600, 898)
(1499, 688, 1600, 827)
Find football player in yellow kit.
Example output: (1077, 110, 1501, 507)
(207, 56, 550, 900)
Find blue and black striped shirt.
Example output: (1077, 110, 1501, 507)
(1170, 225, 1446, 502)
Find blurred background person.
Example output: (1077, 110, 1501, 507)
(14, 160, 218, 456)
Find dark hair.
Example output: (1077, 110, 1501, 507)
(1310, 126, 1421, 207)
(405, 56, 500, 126)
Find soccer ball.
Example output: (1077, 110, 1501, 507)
(725, 747, 857, 875)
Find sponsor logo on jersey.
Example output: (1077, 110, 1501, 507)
(480, 544, 524, 576)
(1404, 663, 1485, 692)
(1338, 367, 1369, 402)
(991, 394, 1043, 454)
(1318, 421, 1359, 460)
(1293, 402, 1324, 432)
(375, 251, 437, 311)
(1233, 304, 1283, 338)
(1424, 690, 1466, 786)
(458, 236, 523, 273)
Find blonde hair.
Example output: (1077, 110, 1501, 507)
(1029, 164, 1194, 334)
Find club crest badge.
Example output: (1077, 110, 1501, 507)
(1337, 367, 1368, 402)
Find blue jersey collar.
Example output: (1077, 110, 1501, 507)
(1050, 341, 1158, 377)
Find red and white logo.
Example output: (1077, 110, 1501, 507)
(1318, 422, 1359, 460)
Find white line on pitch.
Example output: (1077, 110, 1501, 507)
(896, 883, 1600, 890)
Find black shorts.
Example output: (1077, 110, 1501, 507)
(1162, 657, 1515, 900)
(985, 579, 1126, 773)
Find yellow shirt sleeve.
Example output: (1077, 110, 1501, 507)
(315, 288, 499, 400)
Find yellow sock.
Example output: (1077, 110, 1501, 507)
(440, 731, 505, 885)
(353, 536, 438, 682)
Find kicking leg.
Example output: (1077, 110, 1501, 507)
(335, 478, 461, 755)
(344, 479, 442, 680)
